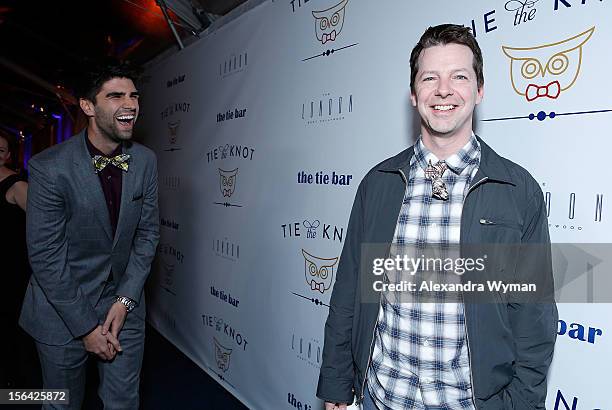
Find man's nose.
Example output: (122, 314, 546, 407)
(435, 78, 453, 97)
(122, 96, 138, 110)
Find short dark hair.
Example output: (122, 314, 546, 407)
(409, 24, 484, 93)
(76, 59, 141, 103)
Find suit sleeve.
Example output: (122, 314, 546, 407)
(26, 158, 99, 338)
(507, 189, 558, 409)
(116, 152, 160, 304)
(316, 180, 365, 404)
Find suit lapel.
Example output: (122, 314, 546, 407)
(113, 142, 136, 249)
(73, 132, 113, 240)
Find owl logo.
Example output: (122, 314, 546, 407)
(213, 337, 232, 372)
(160, 258, 175, 288)
(502, 27, 594, 102)
(302, 249, 339, 294)
(218, 168, 238, 198)
(167, 121, 180, 144)
(312, 0, 349, 45)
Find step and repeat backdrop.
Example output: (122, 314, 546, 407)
(138, 0, 610, 408)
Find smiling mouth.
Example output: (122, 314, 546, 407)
(432, 105, 456, 111)
(116, 114, 136, 126)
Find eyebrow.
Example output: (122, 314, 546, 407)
(105, 91, 140, 98)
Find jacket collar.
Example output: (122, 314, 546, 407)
(378, 135, 515, 185)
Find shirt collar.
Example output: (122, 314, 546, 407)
(413, 132, 480, 175)
(84, 129, 122, 158)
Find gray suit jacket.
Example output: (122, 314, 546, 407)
(20, 131, 160, 345)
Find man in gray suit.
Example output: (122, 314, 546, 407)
(20, 61, 159, 409)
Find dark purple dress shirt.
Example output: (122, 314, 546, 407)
(85, 134, 123, 236)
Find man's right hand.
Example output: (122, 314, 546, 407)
(82, 325, 122, 360)
(325, 403, 348, 410)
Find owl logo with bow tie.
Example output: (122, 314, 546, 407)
(159, 258, 175, 288)
(502, 27, 594, 102)
(312, 0, 349, 45)
(214, 338, 232, 372)
(167, 121, 180, 144)
(302, 249, 339, 294)
(218, 168, 238, 198)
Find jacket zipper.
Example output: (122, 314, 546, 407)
(358, 169, 409, 403)
(462, 176, 488, 408)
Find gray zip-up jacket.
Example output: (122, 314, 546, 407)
(316, 137, 557, 409)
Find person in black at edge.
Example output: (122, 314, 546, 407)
(0, 131, 41, 389)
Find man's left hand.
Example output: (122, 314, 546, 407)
(102, 302, 128, 342)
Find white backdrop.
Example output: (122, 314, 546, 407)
(139, 1, 611, 408)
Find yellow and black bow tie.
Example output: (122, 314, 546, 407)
(92, 154, 131, 173)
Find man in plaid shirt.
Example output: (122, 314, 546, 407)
(318, 24, 557, 410)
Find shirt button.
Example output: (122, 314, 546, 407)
(423, 339, 430, 346)
(109, 200, 113, 205)
(107, 176, 112, 180)
(431, 223, 437, 228)
(422, 377, 434, 384)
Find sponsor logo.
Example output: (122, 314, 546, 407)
(164, 120, 181, 152)
(219, 168, 238, 198)
(160, 217, 179, 231)
(502, 27, 594, 102)
(207, 143, 255, 208)
(158, 243, 185, 264)
(214, 168, 241, 208)
(213, 237, 240, 261)
(217, 107, 247, 123)
(202, 315, 249, 351)
(288, 392, 313, 410)
(504, 0, 539, 27)
(282, 220, 344, 242)
(156, 242, 184, 296)
(166, 74, 186, 88)
(542, 187, 604, 231)
(160, 102, 190, 152)
(302, 249, 338, 294)
(161, 176, 181, 191)
(301, 92, 353, 124)
(219, 52, 248, 79)
(312, 0, 348, 45)
(557, 319, 603, 344)
(214, 337, 232, 372)
(206, 144, 255, 163)
(291, 333, 322, 369)
(210, 285, 240, 308)
(297, 170, 353, 186)
(302, 0, 358, 61)
(160, 102, 191, 120)
(207, 337, 237, 387)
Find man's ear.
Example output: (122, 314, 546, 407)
(410, 91, 417, 107)
(79, 98, 95, 117)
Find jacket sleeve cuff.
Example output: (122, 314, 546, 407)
(316, 376, 354, 405)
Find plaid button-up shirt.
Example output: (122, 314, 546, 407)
(366, 135, 481, 409)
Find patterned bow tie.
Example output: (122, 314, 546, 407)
(92, 154, 130, 173)
(525, 80, 561, 102)
(424, 159, 449, 200)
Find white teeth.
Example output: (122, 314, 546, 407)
(116, 115, 135, 120)
(434, 105, 455, 111)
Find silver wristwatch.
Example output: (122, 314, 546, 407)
(116, 296, 136, 313)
